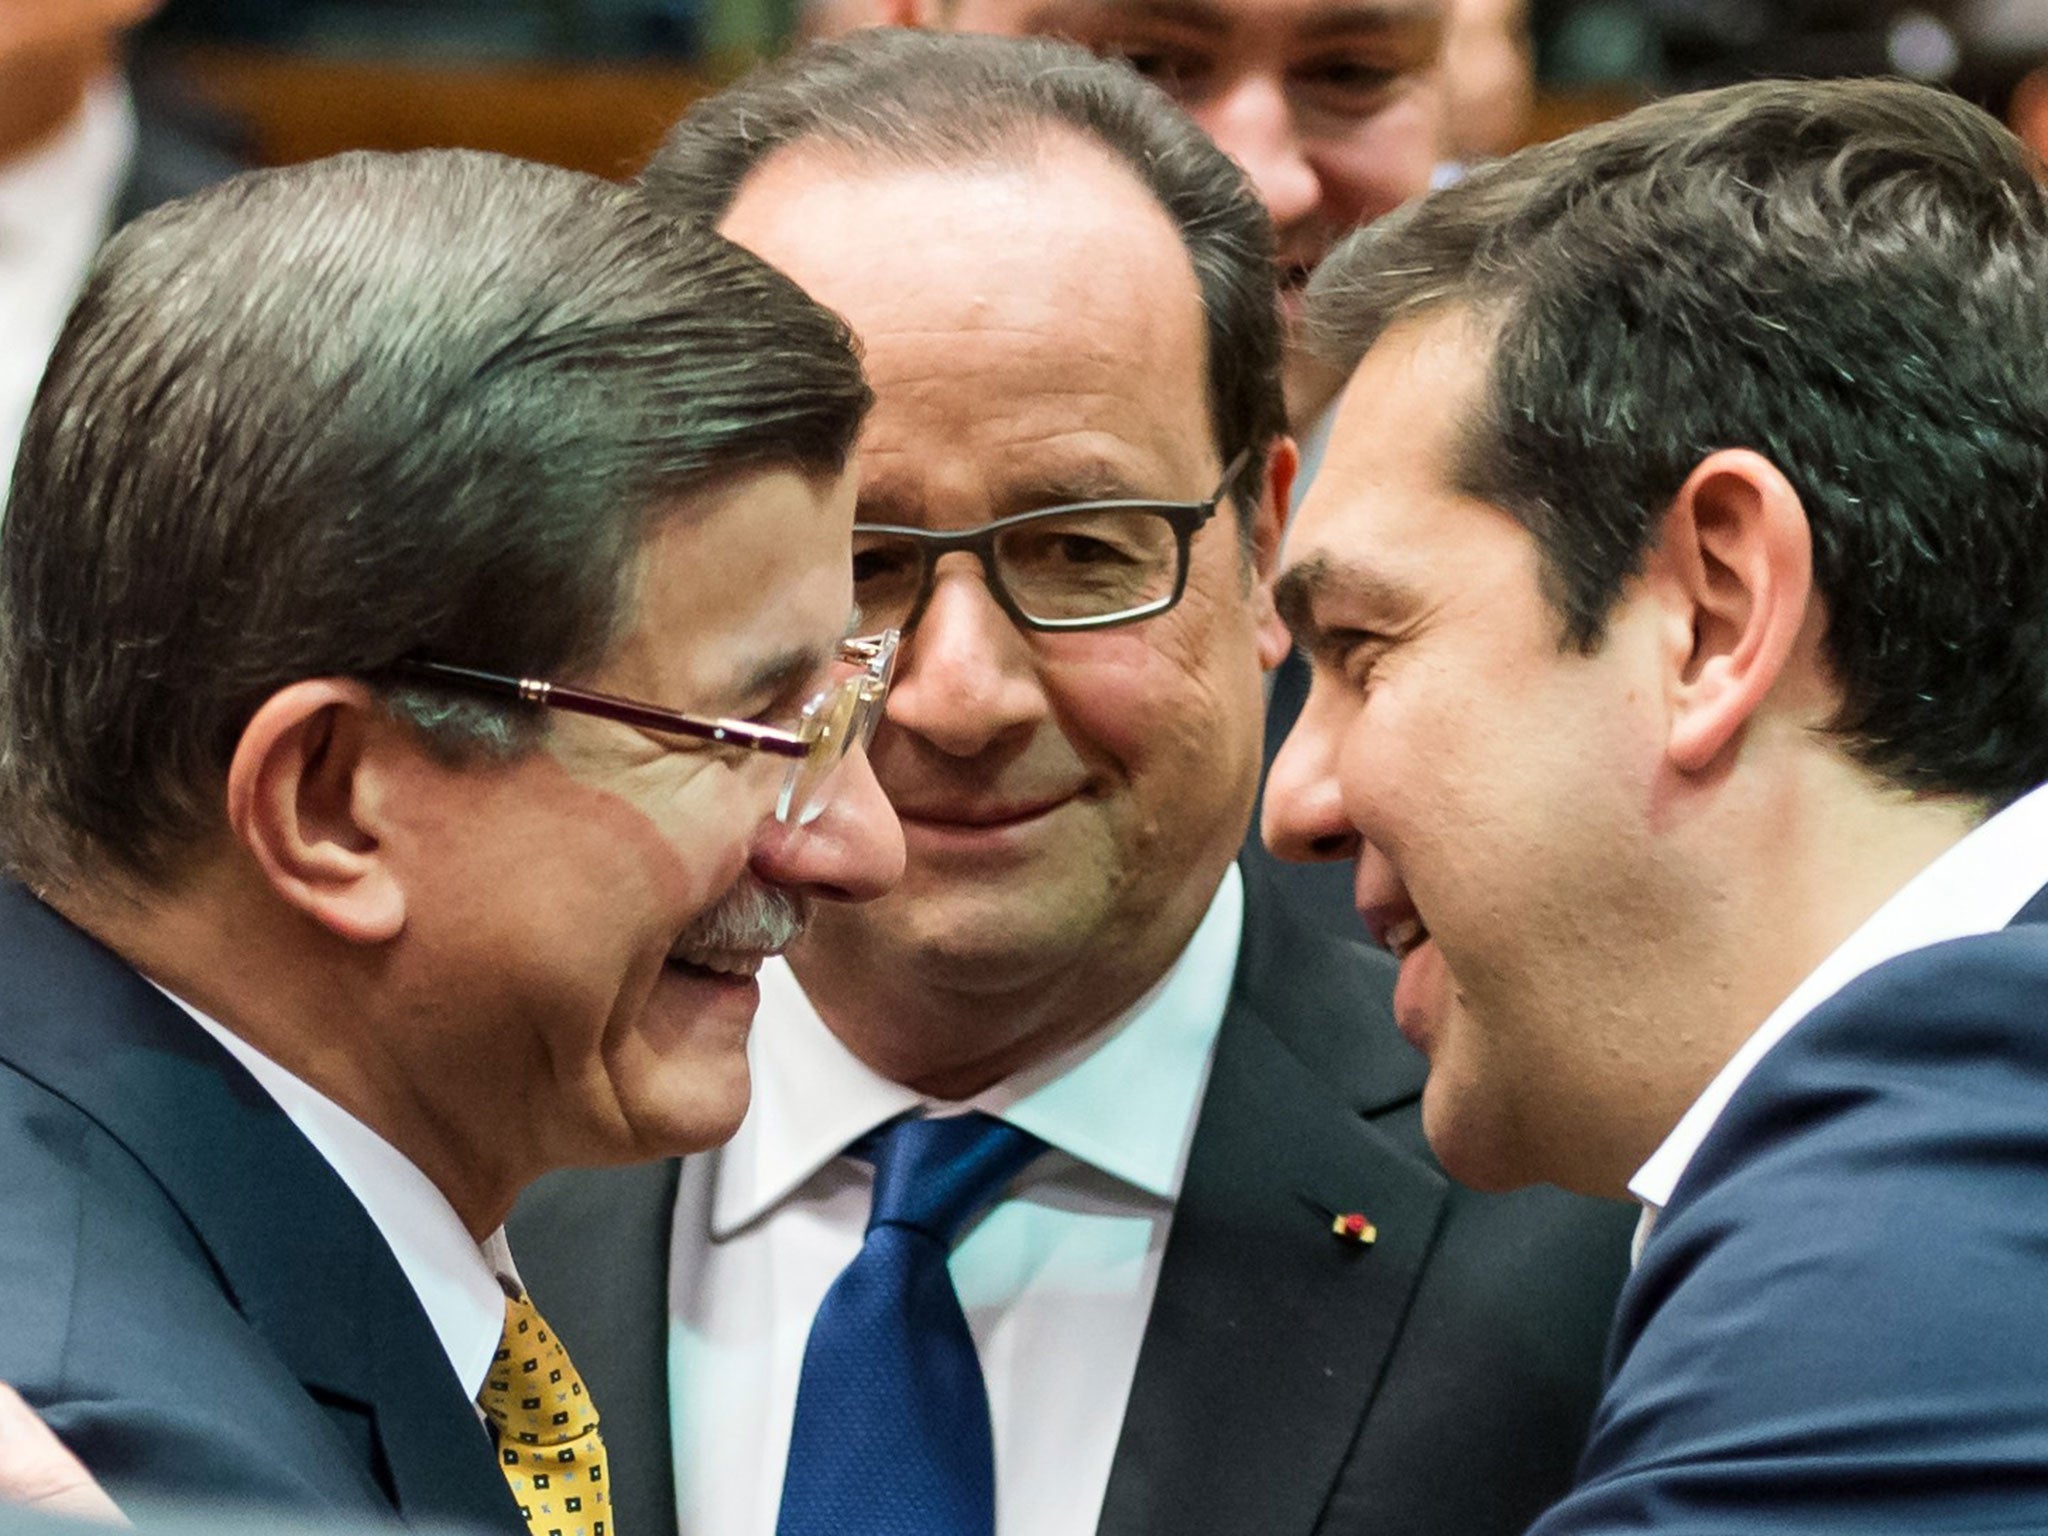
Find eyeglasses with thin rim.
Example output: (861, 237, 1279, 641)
(850, 450, 1251, 634)
(391, 629, 899, 827)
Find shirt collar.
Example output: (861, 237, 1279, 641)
(712, 864, 1245, 1238)
(150, 984, 516, 1400)
(1629, 779, 2048, 1240)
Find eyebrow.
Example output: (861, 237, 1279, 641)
(857, 465, 1167, 526)
(1037, 0, 1442, 37)
(1273, 554, 1418, 650)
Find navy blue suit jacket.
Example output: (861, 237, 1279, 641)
(0, 881, 524, 1531)
(513, 865, 1637, 1536)
(1530, 887, 2048, 1531)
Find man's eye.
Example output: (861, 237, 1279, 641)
(1309, 630, 1387, 694)
(1104, 43, 1212, 98)
(852, 542, 918, 588)
(1293, 57, 1405, 116)
(1343, 640, 1390, 694)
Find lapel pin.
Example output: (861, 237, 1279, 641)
(1331, 1212, 1377, 1246)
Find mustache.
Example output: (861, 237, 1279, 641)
(675, 879, 810, 956)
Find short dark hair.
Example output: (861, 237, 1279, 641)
(641, 28, 1283, 538)
(1308, 76, 2048, 806)
(0, 149, 870, 888)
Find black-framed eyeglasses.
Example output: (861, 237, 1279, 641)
(392, 629, 899, 827)
(850, 450, 1251, 634)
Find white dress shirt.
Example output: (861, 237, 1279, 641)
(154, 986, 516, 1405)
(669, 864, 1245, 1536)
(1629, 779, 2048, 1261)
(0, 79, 133, 504)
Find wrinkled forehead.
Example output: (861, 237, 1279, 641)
(718, 129, 1200, 321)
(721, 137, 1219, 521)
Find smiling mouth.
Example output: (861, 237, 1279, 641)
(1379, 915, 1430, 961)
(1359, 890, 1432, 961)
(664, 946, 770, 980)
(895, 794, 1074, 830)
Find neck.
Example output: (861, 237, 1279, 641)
(0, 43, 113, 166)
(1569, 750, 1987, 1198)
(53, 861, 521, 1241)
(789, 867, 1225, 1101)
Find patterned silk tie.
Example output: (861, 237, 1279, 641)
(776, 1111, 1047, 1536)
(479, 1289, 613, 1536)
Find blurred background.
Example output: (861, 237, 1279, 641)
(130, 0, 2048, 180)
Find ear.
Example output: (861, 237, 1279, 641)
(1251, 435, 1297, 671)
(1647, 448, 1815, 774)
(224, 680, 408, 945)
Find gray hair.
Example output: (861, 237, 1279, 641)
(0, 148, 870, 888)
(1307, 76, 2048, 806)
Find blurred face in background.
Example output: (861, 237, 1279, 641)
(0, 0, 162, 152)
(1441, 0, 1533, 160)
(0, 0, 161, 69)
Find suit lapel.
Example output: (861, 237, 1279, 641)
(508, 1159, 684, 1536)
(0, 884, 524, 1535)
(2009, 881, 2048, 928)
(1097, 869, 1448, 1536)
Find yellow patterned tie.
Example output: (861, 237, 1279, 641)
(478, 1290, 613, 1536)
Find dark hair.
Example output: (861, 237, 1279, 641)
(641, 28, 1283, 540)
(1307, 76, 2048, 805)
(0, 148, 870, 888)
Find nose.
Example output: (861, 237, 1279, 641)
(1194, 72, 1321, 231)
(1261, 676, 1361, 864)
(883, 559, 1050, 760)
(748, 744, 905, 903)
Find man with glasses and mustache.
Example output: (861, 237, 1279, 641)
(512, 31, 1635, 1536)
(0, 148, 902, 1528)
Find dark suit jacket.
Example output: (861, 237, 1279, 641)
(513, 864, 1637, 1536)
(0, 880, 525, 1532)
(1529, 884, 2048, 1533)
(1241, 647, 1364, 946)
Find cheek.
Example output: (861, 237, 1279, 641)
(1038, 643, 1175, 770)
(1323, 104, 1440, 224)
(1039, 604, 1264, 782)
(548, 759, 770, 944)
(626, 776, 769, 921)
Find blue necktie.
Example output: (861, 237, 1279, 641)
(776, 1111, 1046, 1536)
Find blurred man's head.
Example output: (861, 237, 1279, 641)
(0, 0, 158, 69)
(0, 0, 162, 155)
(1441, 0, 1531, 160)
(884, 0, 1444, 422)
(646, 31, 1290, 1094)
(1266, 77, 2048, 1197)
(0, 150, 903, 1226)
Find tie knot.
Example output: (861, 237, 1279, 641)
(860, 1112, 1044, 1242)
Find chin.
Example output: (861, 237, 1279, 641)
(1419, 1084, 1542, 1195)
(606, 1052, 755, 1163)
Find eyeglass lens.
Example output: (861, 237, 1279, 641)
(778, 638, 894, 826)
(852, 505, 1183, 630)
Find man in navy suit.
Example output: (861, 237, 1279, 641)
(0, 149, 901, 1526)
(1266, 75, 2048, 1530)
